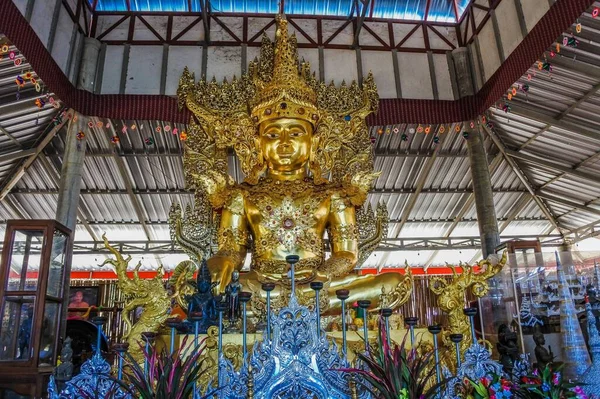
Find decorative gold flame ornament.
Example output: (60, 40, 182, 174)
(177, 15, 411, 314)
(430, 252, 507, 370)
(99, 234, 171, 362)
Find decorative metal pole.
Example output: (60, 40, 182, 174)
(113, 342, 129, 381)
(188, 311, 202, 397)
(239, 292, 252, 363)
(310, 282, 324, 338)
(336, 289, 350, 359)
(286, 255, 299, 297)
(358, 300, 371, 353)
(380, 308, 393, 347)
(262, 283, 275, 341)
(141, 332, 157, 379)
(463, 308, 478, 344)
(216, 300, 229, 390)
(405, 317, 418, 347)
(450, 333, 464, 367)
(428, 325, 442, 395)
(166, 317, 180, 355)
(91, 316, 107, 357)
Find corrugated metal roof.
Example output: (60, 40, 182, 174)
(94, 0, 471, 22)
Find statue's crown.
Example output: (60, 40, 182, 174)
(249, 15, 318, 125)
(177, 15, 378, 125)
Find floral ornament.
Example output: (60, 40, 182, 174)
(131, 124, 136, 130)
(76, 131, 85, 140)
(179, 131, 188, 141)
(377, 128, 383, 134)
(507, 93, 513, 101)
(527, 73, 532, 81)
(593, 7, 599, 18)
(88, 121, 94, 128)
(408, 127, 415, 134)
(144, 137, 154, 145)
(96, 121, 103, 128)
(110, 136, 120, 144)
(424, 126, 431, 134)
(105, 123, 111, 128)
(564, 36, 579, 48)
(0, 44, 8, 53)
(262, 197, 316, 252)
(439, 125, 445, 133)
(462, 131, 469, 139)
(14, 58, 21, 66)
(455, 125, 461, 132)
(155, 126, 162, 133)
(502, 102, 511, 113)
(511, 87, 517, 96)
(8, 51, 15, 60)
(433, 135, 439, 144)
(469, 121, 475, 129)
(417, 125, 424, 133)
(164, 125, 171, 132)
(15, 75, 25, 87)
(172, 127, 178, 135)
(392, 127, 399, 134)
(121, 125, 128, 134)
(35, 98, 45, 108)
(520, 84, 529, 93)
(24, 72, 33, 80)
(576, 23, 582, 33)
(401, 133, 408, 141)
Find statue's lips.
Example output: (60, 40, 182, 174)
(276, 151, 294, 158)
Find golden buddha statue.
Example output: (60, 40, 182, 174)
(174, 15, 412, 315)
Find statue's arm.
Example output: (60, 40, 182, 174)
(321, 195, 359, 277)
(207, 190, 248, 293)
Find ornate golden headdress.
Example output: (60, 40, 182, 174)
(177, 15, 379, 207)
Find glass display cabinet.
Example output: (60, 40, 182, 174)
(0, 220, 73, 398)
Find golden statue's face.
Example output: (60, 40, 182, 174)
(259, 118, 313, 172)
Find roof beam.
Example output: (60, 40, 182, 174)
(423, 152, 504, 268)
(0, 148, 36, 164)
(535, 190, 600, 217)
(481, 117, 563, 234)
(540, 148, 600, 189)
(0, 124, 23, 149)
(395, 131, 448, 236)
(37, 153, 99, 241)
(508, 103, 600, 142)
(0, 109, 71, 202)
(505, 149, 599, 183)
(353, 0, 371, 47)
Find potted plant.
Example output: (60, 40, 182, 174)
(517, 364, 589, 399)
(117, 336, 217, 399)
(340, 321, 443, 399)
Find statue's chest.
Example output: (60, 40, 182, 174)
(249, 192, 329, 229)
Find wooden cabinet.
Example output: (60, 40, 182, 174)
(0, 220, 73, 398)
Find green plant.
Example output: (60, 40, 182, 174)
(517, 364, 587, 399)
(118, 336, 217, 399)
(339, 321, 443, 399)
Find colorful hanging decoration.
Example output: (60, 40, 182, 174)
(14, 58, 21, 66)
(377, 128, 383, 135)
(110, 136, 120, 144)
(563, 36, 579, 48)
(502, 102, 511, 113)
(88, 121, 94, 128)
(408, 127, 415, 134)
(15, 75, 24, 87)
(439, 125, 445, 134)
(8, 51, 15, 60)
(392, 127, 399, 134)
(122, 125, 128, 134)
(433, 136, 439, 144)
(0, 44, 8, 53)
(520, 84, 529, 93)
(462, 131, 469, 139)
(576, 23, 582, 33)
(455, 125, 461, 132)
(369, 136, 376, 144)
(593, 7, 599, 18)
(156, 126, 162, 133)
(424, 126, 431, 134)
(96, 121, 103, 128)
(507, 93, 513, 101)
(131, 124, 136, 130)
(172, 128, 178, 136)
(180, 131, 188, 141)
(35, 98, 45, 108)
(538, 60, 552, 73)
(417, 125, 424, 133)
(164, 125, 171, 132)
(76, 131, 85, 140)
(144, 137, 154, 145)
(401, 133, 408, 141)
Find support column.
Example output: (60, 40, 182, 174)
(451, 47, 475, 98)
(77, 37, 102, 93)
(467, 126, 500, 259)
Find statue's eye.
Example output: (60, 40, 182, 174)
(268, 133, 278, 139)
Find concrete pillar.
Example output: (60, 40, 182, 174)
(451, 47, 475, 98)
(467, 127, 500, 259)
(55, 114, 86, 231)
(55, 113, 87, 338)
(77, 37, 101, 92)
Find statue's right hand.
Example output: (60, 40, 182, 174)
(206, 256, 234, 295)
